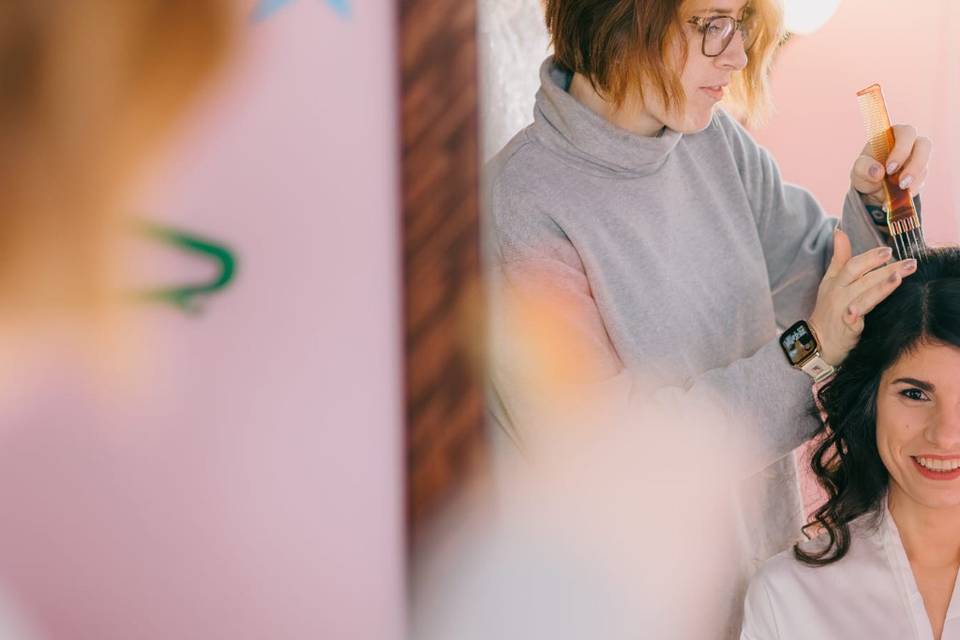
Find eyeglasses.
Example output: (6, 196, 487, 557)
(687, 13, 754, 57)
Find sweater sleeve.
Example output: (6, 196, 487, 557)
(488, 167, 823, 474)
(716, 110, 887, 329)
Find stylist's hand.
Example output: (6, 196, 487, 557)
(850, 124, 932, 207)
(808, 229, 917, 366)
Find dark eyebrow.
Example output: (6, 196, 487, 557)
(892, 377, 936, 392)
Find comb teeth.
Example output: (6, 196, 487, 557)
(857, 84, 895, 163)
(856, 83, 926, 262)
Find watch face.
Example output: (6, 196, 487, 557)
(781, 320, 817, 366)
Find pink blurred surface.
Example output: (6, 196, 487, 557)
(0, 2, 404, 639)
(753, 0, 960, 244)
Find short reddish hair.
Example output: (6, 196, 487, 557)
(544, 0, 784, 123)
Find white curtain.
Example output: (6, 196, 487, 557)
(478, 0, 551, 161)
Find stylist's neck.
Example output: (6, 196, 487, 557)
(890, 487, 960, 568)
(569, 72, 665, 137)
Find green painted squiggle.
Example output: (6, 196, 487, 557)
(130, 220, 237, 314)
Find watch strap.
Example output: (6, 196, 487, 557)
(799, 354, 835, 383)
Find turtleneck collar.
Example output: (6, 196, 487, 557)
(530, 56, 683, 177)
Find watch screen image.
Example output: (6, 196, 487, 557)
(781, 321, 816, 366)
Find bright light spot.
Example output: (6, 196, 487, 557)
(783, 0, 840, 35)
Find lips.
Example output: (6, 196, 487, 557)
(912, 456, 960, 480)
(700, 85, 727, 101)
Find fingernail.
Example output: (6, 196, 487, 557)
(899, 175, 913, 190)
(902, 259, 918, 272)
(879, 246, 894, 258)
(869, 163, 882, 178)
(887, 161, 899, 174)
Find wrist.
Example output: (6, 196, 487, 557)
(806, 319, 837, 367)
(859, 190, 885, 208)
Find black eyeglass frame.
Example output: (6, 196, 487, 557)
(686, 14, 754, 58)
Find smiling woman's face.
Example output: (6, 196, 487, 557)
(877, 341, 960, 511)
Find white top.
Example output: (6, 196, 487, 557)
(741, 508, 960, 639)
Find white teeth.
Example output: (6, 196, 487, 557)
(917, 457, 960, 472)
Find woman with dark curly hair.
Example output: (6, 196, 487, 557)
(741, 247, 960, 640)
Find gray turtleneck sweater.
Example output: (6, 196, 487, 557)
(485, 58, 886, 635)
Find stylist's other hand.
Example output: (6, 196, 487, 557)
(851, 124, 932, 207)
(808, 229, 917, 366)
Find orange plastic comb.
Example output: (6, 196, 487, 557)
(856, 83, 926, 260)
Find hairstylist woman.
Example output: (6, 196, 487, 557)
(485, 0, 933, 634)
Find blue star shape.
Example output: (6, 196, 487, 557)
(252, 0, 350, 22)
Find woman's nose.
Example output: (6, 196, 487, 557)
(924, 402, 960, 450)
(717, 30, 748, 71)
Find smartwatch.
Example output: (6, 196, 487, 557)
(779, 320, 836, 383)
